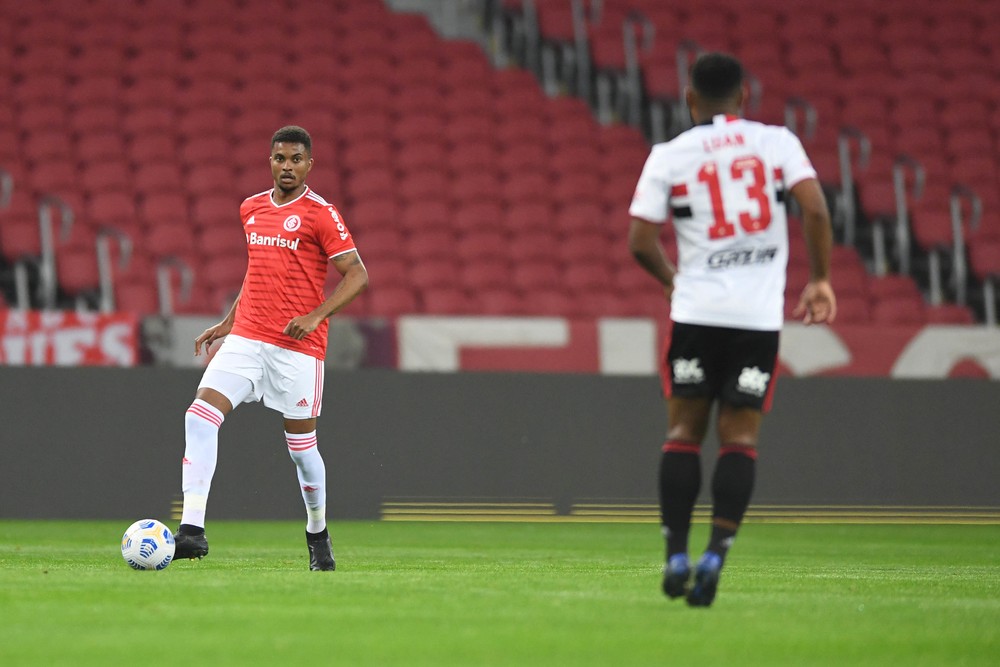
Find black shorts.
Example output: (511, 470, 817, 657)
(661, 321, 780, 412)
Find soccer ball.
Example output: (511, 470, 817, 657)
(121, 519, 175, 570)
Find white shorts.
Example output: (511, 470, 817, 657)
(200, 334, 325, 419)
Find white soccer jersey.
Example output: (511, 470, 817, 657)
(629, 114, 818, 331)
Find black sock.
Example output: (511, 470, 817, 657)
(178, 523, 204, 536)
(659, 440, 702, 559)
(707, 444, 757, 560)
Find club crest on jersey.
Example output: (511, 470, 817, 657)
(283, 215, 302, 232)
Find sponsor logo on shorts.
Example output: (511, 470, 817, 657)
(707, 245, 778, 269)
(737, 366, 771, 396)
(673, 358, 705, 384)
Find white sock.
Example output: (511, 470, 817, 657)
(286, 431, 327, 533)
(181, 399, 223, 528)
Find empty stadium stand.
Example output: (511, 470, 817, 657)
(0, 0, 993, 327)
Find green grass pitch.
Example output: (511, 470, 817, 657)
(1, 520, 998, 666)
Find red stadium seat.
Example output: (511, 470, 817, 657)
(924, 303, 976, 324)
(399, 201, 454, 235)
(502, 171, 553, 205)
(397, 141, 449, 174)
(969, 240, 1000, 283)
(871, 295, 927, 325)
(477, 287, 525, 315)
(398, 171, 451, 204)
(459, 259, 509, 291)
(115, 281, 160, 316)
(456, 230, 509, 263)
(55, 245, 100, 297)
(410, 261, 462, 292)
(452, 201, 505, 235)
(450, 172, 504, 208)
(421, 287, 475, 315)
(511, 260, 561, 292)
(367, 286, 419, 317)
(401, 228, 459, 262)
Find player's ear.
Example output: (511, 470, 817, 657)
(685, 87, 698, 122)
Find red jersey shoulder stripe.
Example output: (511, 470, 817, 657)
(243, 189, 272, 205)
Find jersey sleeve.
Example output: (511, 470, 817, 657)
(314, 203, 357, 259)
(776, 128, 819, 189)
(628, 146, 670, 224)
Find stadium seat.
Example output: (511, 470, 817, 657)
(403, 229, 459, 263)
(142, 225, 198, 261)
(477, 287, 525, 315)
(0, 216, 42, 263)
(969, 240, 1000, 284)
(398, 171, 452, 204)
(459, 259, 510, 291)
(502, 172, 553, 205)
(828, 295, 872, 324)
(114, 281, 160, 316)
(507, 230, 560, 263)
(565, 263, 615, 295)
(511, 260, 561, 292)
(867, 274, 924, 302)
(367, 285, 419, 317)
(452, 201, 506, 235)
(84, 192, 139, 230)
(196, 222, 245, 256)
(924, 303, 976, 324)
(421, 287, 475, 315)
(139, 193, 190, 228)
(456, 230, 509, 263)
(397, 141, 449, 174)
(871, 295, 927, 325)
(55, 245, 100, 297)
(399, 201, 455, 236)
(410, 260, 462, 292)
(450, 172, 504, 209)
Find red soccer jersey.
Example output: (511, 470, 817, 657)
(230, 186, 356, 360)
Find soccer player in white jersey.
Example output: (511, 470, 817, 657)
(628, 53, 836, 606)
(173, 126, 368, 570)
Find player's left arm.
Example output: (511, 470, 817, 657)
(283, 251, 369, 340)
(789, 178, 837, 324)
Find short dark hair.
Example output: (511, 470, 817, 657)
(271, 125, 312, 153)
(690, 52, 744, 101)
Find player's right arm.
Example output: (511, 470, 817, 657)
(628, 146, 676, 300)
(628, 217, 676, 300)
(194, 288, 242, 356)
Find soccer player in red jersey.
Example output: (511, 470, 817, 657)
(629, 54, 836, 605)
(173, 126, 368, 570)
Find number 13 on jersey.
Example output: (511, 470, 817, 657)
(696, 155, 772, 239)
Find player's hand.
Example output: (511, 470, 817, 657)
(283, 314, 322, 340)
(194, 321, 233, 356)
(794, 279, 837, 325)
